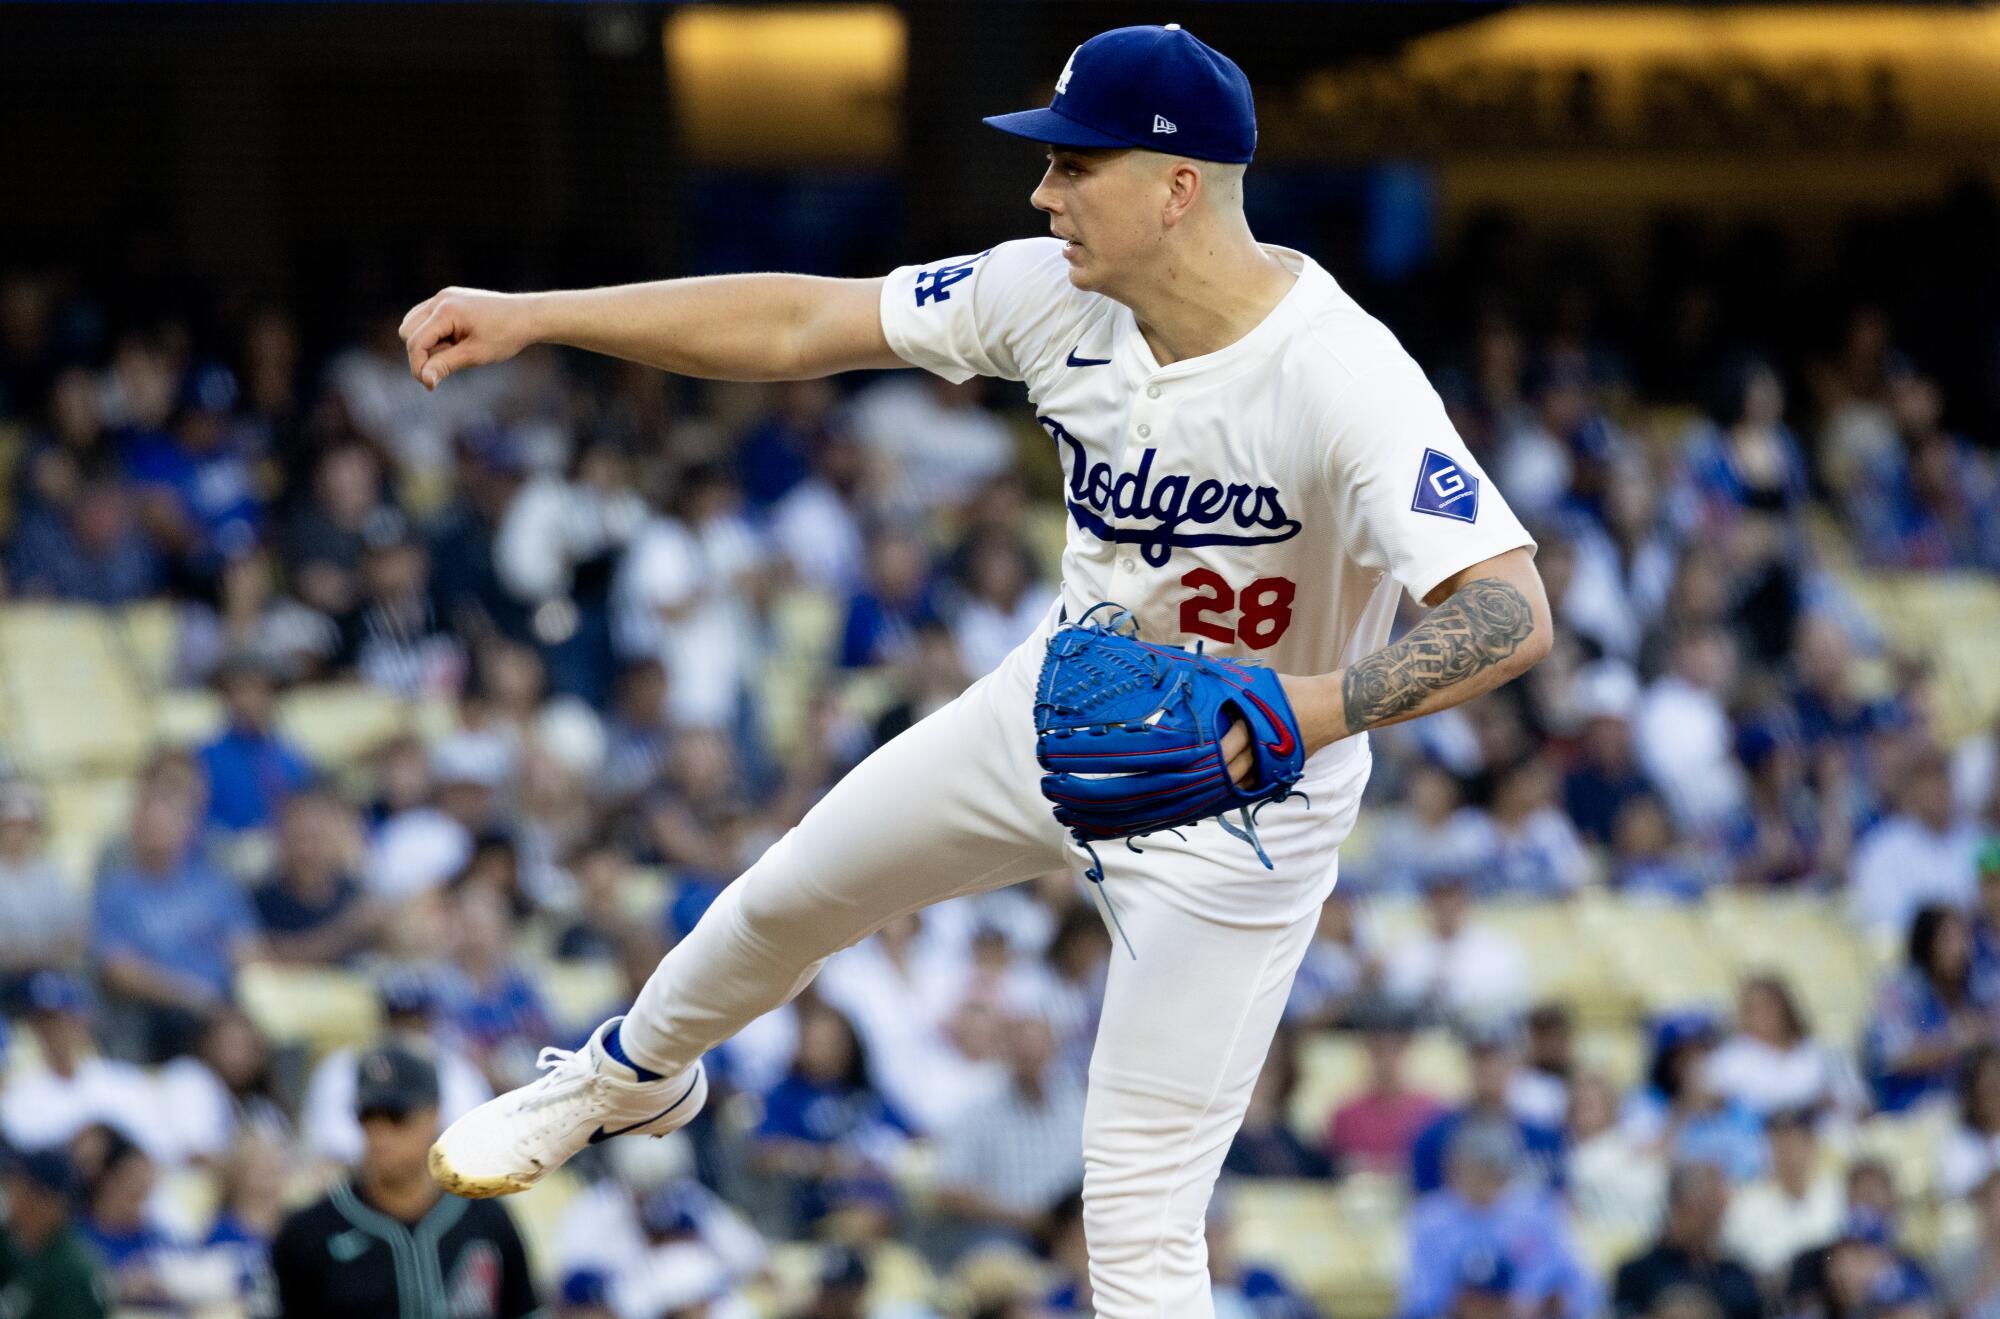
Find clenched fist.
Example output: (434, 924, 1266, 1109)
(399, 287, 538, 390)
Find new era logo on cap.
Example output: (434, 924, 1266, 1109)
(1153, 115, 1177, 134)
(1412, 448, 1479, 522)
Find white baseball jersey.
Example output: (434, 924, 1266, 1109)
(878, 237, 1535, 794)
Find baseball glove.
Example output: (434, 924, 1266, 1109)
(1034, 604, 1308, 885)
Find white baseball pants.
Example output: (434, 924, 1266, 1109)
(619, 611, 1366, 1317)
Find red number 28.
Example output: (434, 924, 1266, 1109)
(1177, 568, 1297, 650)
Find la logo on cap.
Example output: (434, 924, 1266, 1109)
(1056, 45, 1079, 96)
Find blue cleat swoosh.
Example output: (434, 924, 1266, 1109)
(1065, 346, 1112, 368)
(586, 1070, 702, 1144)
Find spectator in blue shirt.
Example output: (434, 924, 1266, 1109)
(753, 999, 912, 1233)
(1866, 905, 1995, 1112)
(839, 530, 940, 669)
(1400, 1118, 1600, 1319)
(196, 653, 315, 833)
(1410, 1026, 1566, 1196)
(440, 884, 553, 1085)
(92, 783, 259, 1062)
(123, 363, 262, 585)
(1562, 661, 1653, 847)
(1622, 1013, 1768, 1184)
(5, 480, 163, 605)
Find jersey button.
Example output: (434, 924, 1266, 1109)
(1119, 556, 1138, 572)
(1136, 423, 1151, 438)
(1145, 385, 1162, 399)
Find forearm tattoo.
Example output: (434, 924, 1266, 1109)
(1341, 577, 1535, 734)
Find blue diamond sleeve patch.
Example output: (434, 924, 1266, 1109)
(1411, 448, 1479, 522)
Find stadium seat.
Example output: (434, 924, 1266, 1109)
(1586, 899, 1735, 1018)
(1702, 892, 1878, 1050)
(275, 683, 408, 767)
(1481, 900, 1633, 1026)
(116, 600, 180, 691)
(0, 606, 154, 775)
(1574, 1025, 1647, 1092)
(1854, 1107, 1952, 1207)
(534, 959, 626, 1032)
(235, 963, 383, 1057)
(44, 774, 137, 887)
(1230, 1179, 1403, 1319)
(1291, 1029, 1470, 1138)
(152, 689, 225, 748)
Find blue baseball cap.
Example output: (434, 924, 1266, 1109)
(983, 24, 1257, 164)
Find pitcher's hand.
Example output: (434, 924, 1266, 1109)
(400, 287, 538, 390)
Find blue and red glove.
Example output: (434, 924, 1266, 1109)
(1034, 604, 1308, 879)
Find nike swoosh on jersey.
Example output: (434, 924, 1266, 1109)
(1065, 346, 1112, 367)
(586, 1070, 702, 1144)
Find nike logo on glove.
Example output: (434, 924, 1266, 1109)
(1065, 346, 1112, 367)
(587, 1070, 702, 1144)
(1241, 689, 1296, 756)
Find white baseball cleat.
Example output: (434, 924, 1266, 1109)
(428, 1016, 706, 1198)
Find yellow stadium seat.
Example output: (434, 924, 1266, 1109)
(1703, 893, 1877, 1051)
(1231, 1180, 1404, 1319)
(1585, 899, 1734, 1018)
(276, 683, 408, 766)
(534, 959, 626, 1031)
(45, 774, 138, 887)
(1575, 1025, 1647, 1092)
(618, 867, 671, 924)
(1574, 1216, 1649, 1277)
(153, 689, 225, 748)
(0, 606, 154, 775)
(117, 600, 180, 691)
(769, 587, 841, 667)
(1854, 1108, 1951, 1207)
(235, 963, 382, 1057)
(1291, 1029, 1470, 1139)
(1482, 901, 1633, 1025)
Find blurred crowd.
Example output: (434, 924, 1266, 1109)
(0, 186, 1998, 1319)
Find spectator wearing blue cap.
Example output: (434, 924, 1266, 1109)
(1399, 1118, 1599, 1319)
(123, 362, 264, 586)
(555, 1267, 615, 1319)
(0, 972, 159, 1159)
(0, 778, 86, 1006)
(0, 1143, 109, 1319)
(1621, 1013, 1767, 1185)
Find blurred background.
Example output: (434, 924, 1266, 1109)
(1, 2, 1999, 1317)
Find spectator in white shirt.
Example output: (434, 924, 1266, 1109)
(768, 432, 868, 596)
(1721, 1108, 1846, 1279)
(1706, 975, 1865, 1124)
(1385, 871, 1531, 1029)
(933, 1004, 1086, 1243)
(817, 912, 1001, 1133)
(1635, 626, 1747, 836)
(300, 969, 492, 1165)
(1565, 1072, 1665, 1234)
(0, 972, 163, 1161)
(0, 779, 86, 1001)
(1850, 748, 1982, 940)
(615, 465, 768, 731)
(493, 436, 648, 614)
(948, 528, 1053, 678)
(1483, 756, 1591, 897)
(845, 373, 1015, 522)
(1940, 1047, 2000, 1202)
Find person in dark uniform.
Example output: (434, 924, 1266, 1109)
(0, 1145, 110, 1319)
(270, 1044, 540, 1319)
